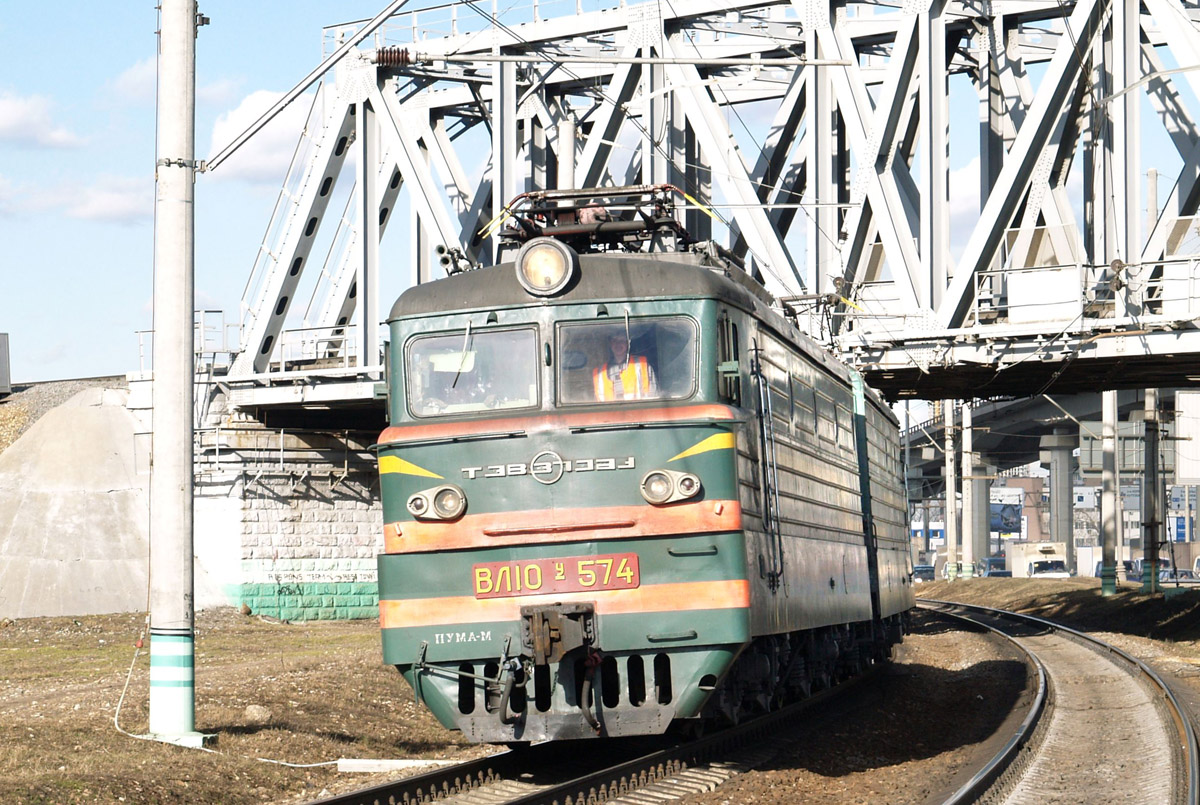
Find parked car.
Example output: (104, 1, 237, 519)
(912, 565, 936, 583)
(1159, 569, 1200, 585)
(984, 569, 1012, 578)
(1030, 560, 1070, 578)
(1094, 560, 1137, 581)
(980, 557, 1006, 576)
(1134, 557, 1172, 578)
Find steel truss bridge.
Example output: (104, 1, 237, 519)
(210, 0, 1200, 427)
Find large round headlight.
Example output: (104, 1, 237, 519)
(641, 471, 674, 504)
(432, 484, 467, 519)
(515, 238, 577, 296)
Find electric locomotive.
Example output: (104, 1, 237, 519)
(376, 185, 913, 742)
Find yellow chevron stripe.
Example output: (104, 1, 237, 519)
(379, 455, 444, 479)
(668, 432, 736, 462)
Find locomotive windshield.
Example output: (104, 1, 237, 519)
(557, 317, 697, 404)
(407, 327, 539, 416)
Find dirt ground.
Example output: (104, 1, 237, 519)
(0, 610, 490, 804)
(2, 578, 1198, 804)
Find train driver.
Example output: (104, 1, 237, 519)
(593, 334, 658, 401)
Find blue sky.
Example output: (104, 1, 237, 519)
(0, 2, 388, 382)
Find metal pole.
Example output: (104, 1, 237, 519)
(558, 118, 576, 191)
(150, 0, 203, 746)
(357, 100, 380, 376)
(961, 404, 975, 578)
(1143, 388, 1160, 592)
(1101, 390, 1118, 595)
(944, 402, 959, 580)
(923, 499, 931, 562)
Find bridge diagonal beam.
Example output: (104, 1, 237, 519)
(661, 37, 804, 293)
(937, 0, 1110, 330)
(731, 68, 807, 258)
(577, 50, 642, 190)
(312, 156, 404, 346)
(1140, 0, 1200, 263)
(818, 13, 923, 312)
(369, 79, 466, 252)
(231, 94, 355, 376)
(1140, 42, 1198, 159)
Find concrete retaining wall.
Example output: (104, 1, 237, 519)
(197, 471, 382, 620)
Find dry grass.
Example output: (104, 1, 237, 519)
(0, 609, 493, 804)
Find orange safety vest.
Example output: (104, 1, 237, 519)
(594, 356, 652, 400)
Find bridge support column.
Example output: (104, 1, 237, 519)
(1101, 391, 1118, 596)
(973, 461, 993, 568)
(961, 405, 976, 578)
(1142, 389, 1161, 593)
(1041, 430, 1077, 575)
(944, 402, 958, 580)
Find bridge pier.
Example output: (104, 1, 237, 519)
(1041, 430, 1078, 576)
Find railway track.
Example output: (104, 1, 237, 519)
(922, 600, 1200, 805)
(308, 603, 1199, 805)
(305, 671, 876, 805)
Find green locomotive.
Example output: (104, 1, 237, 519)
(376, 186, 913, 742)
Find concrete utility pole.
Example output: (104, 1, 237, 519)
(961, 404, 975, 578)
(1101, 390, 1118, 596)
(973, 461, 992, 562)
(1143, 389, 1161, 592)
(944, 402, 958, 580)
(149, 0, 203, 746)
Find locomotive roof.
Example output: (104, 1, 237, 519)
(388, 250, 895, 422)
(387, 251, 770, 320)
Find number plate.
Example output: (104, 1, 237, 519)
(472, 553, 640, 599)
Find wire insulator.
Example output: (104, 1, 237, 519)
(376, 46, 412, 68)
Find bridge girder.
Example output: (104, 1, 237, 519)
(224, 0, 1200, 410)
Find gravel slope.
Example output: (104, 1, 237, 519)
(0, 377, 125, 453)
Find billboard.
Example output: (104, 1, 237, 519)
(990, 487, 1023, 539)
(1178, 391, 1200, 484)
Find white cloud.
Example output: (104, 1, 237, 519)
(206, 90, 315, 184)
(21, 175, 152, 225)
(110, 58, 241, 108)
(197, 77, 243, 108)
(63, 175, 153, 224)
(0, 90, 83, 148)
(0, 173, 16, 216)
(111, 57, 157, 104)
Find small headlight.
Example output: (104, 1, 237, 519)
(641, 471, 675, 504)
(432, 484, 467, 519)
(676, 473, 701, 498)
(407, 495, 428, 517)
(515, 238, 577, 296)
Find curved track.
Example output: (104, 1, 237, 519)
(307, 603, 1199, 805)
(923, 600, 1199, 805)
(306, 672, 877, 805)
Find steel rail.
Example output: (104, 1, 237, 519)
(919, 602, 1049, 805)
(305, 749, 520, 805)
(921, 599, 1200, 805)
(306, 665, 880, 805)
